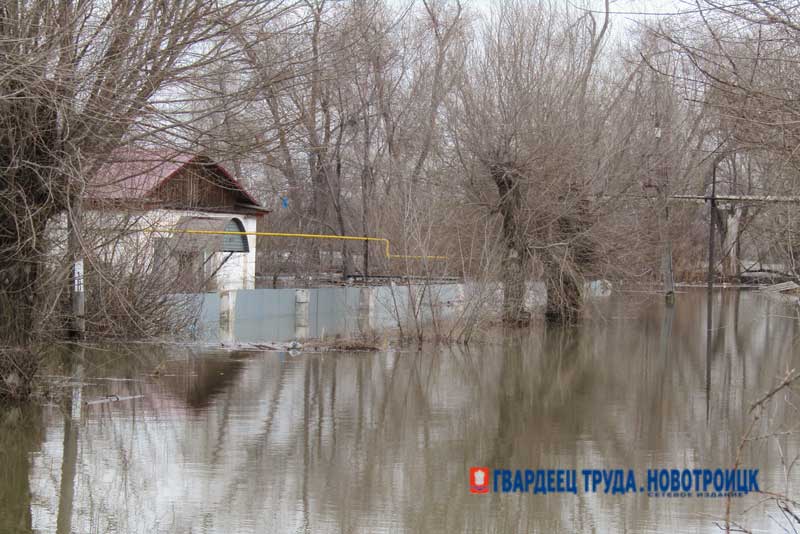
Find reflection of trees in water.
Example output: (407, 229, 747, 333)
(456, 291, 800, 533)
(158, 356, 248, 409)
(19, 292, 800, 532)
(0, 407, 42, 534)
(491, 328, 584, 465)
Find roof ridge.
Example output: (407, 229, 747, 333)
(87, 148, 262, 208)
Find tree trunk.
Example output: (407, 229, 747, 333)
(0, 79, 63, 344)
(0, 186, 58, 344)
(544, 264, 581, 326)
(0, 241, 45, 344)
(491, 163, 530, 325)
(542, 197, 591, 325)
(308, 155, 325, 272)
(722, 207, 742, 279)
(501, 247, 529, 324)
(659, 194, 675, 302)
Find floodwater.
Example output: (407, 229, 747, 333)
(2, 289, 799, 533)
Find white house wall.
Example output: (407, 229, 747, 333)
(45, 208, 258, 291)
(143, 209, 257, 291)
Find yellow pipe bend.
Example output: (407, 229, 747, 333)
(146, 228, 447, 261)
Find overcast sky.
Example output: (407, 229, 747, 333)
(465, 0, 688, 36)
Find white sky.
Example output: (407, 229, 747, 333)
(465, 0, 688, 36)
(591, 0, 686, 43)
(593, 0, 687, 32)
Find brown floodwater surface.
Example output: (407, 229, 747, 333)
(1, 289, 799, 533)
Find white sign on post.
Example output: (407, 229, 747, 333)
(74, 259, 84, 293)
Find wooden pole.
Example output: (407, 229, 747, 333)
(707, 163, 717, 299)
(661, 174, 675, 304)
(705, 161, 717, 420)
(653, 112, 675, 304)
(68, 194, 85, 338)
(364, 238, 369, 282)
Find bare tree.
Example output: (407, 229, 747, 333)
(0, 1, 305, 401)
(656, 1, 800, 281)
(451, 0, 616, 324)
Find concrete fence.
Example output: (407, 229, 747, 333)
(192, 283, 465, 343)
(189, 280, 611, 344)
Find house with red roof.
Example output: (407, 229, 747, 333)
(81, 149, 268, 291)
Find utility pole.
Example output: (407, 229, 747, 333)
(363, 238, 369, 281)
(707, 162, 717, 302)
(705, 160, 718, 421)
(654, 114, 675, 304)
(69, 193, 85, 338)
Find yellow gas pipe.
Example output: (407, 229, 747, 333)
(147, 228, 447, 261)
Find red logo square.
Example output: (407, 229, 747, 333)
(470, 467, 490, 494)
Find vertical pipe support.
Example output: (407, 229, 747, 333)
(295, 288, 310, 340)
(219, 290, 236, 344)
(358, 286, 373, 334)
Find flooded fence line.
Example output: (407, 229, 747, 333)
(192, 283, 467, 343)
(6, 289, 798, 534)
(187, 280, 613, 344)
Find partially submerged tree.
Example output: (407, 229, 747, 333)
(0, 1, 296, 347)
(451, 0, 614, 325)
(11, 0, 800, 356)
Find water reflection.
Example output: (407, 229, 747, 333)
(0, 406, 42, 534)
(9, 290, 800, 532)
